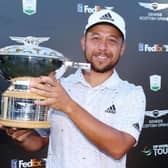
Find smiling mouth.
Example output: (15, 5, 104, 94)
(95, 55, 109, 62)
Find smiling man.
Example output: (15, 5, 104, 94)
(1, 9, 146, 168)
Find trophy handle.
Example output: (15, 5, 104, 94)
(54, 60, 91, 79)
(0, 69, 12, 80)
(55, 64, 67, 79)
(0, 74, 11, 93)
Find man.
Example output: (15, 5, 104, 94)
(0, 9, 146, 168)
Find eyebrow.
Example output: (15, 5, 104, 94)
(88, 32, 120, 39)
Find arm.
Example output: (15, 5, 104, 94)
(65, 102, 136, 159)
(30, 76, 139, 159)
(0, 126, 49, 152)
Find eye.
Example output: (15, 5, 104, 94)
(91, 35, 100, 41)
(108, 38, 117, 42)
(107, 38, 119, 45)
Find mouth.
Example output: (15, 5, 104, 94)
(94, 55, 110, 63)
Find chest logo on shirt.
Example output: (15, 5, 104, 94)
(105, 104, 116, 113)
(133, 123, 140, 132)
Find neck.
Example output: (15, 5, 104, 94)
(83, 69, 114, 87)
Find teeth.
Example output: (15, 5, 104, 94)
(97, 55, 107, 59)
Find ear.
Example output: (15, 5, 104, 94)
(120, 42, 126, 56)
(80, 36, 86, 51)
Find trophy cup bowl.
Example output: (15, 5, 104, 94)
(0, 36, 66, 128)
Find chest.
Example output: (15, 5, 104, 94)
(65, 85, 126, 125)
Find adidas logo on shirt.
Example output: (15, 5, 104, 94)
(133, 123, 140, 132)
(100, 12, 114, 22)
(105, 104, 116, 113)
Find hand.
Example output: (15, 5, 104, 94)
(30, 76, 75, 114)
(0, 124, 34, 143)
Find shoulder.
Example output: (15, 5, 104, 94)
(112, 70, 144, 95)
(120, 80, 145, 99)
(60, 70, 81, 84)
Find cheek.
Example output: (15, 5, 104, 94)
(85, 43, 95, 54)
(110, 46, 122, 55)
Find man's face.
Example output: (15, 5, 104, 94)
(81, 24, 126, 73)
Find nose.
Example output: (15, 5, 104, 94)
(97, 39, 108, 51)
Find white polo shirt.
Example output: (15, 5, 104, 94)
(44, 69, 146, 168)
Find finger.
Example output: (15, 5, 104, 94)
(29, 77, 42, 86)
(6, 128, 22, 136)
(30, 77, 58, 92)
(13, 130, 32, 142)
(39, 76, 58, 87)
(48, 71, 56, 79)
(6, 128, 14, 136)
(30, 78, 45, 88)
(34, 98, 56, 106)
(30, 87, 50, 96)
(0, 125, 6, 131)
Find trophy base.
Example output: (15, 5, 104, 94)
(0, 118, 51, 128)
(0, 77, 50, 129)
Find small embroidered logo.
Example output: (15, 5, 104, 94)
(105, 104, 116, 113)
(133, 123, 140, 132)
(100, 12, 114, 22)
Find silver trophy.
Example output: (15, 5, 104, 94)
(0, 36, 90, 128)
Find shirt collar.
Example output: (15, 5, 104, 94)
(69, 69, 122, 89)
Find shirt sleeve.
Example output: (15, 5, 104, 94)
(35, 128, 50, 137)
(115, 86, 146, 145)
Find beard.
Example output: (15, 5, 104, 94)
(84, 53, 120, 73)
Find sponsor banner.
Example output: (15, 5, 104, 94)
(142, 144, 168, 157)
(143, 109, 168, 128)
(138, 42, 168, 53)
(22, 0, 37, 15)
(77, 3, 114, 14)
(138, 2, 168, 22)
(149, 75, 161, 92)
(11, 158, 46, 168)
